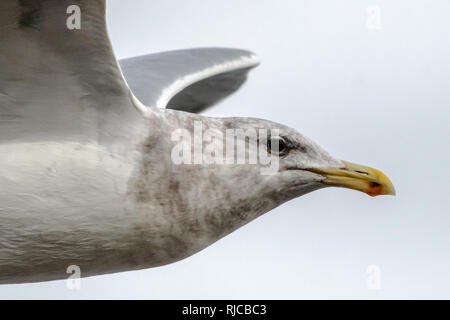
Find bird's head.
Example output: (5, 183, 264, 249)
(217, 117, 396, 204)
(139, 112, 396, 245)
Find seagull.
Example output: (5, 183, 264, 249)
(0, 0, 395, 284)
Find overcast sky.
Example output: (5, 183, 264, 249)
(1, 0, 450, 299)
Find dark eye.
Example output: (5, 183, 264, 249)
(267, 136, 288, 155)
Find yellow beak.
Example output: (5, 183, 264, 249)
(307, 161, 396, 197)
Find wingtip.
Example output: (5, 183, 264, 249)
(247, 53, 261, 67)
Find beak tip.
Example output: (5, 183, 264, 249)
(386, 186, 396, 197)
(366, 166, 396, 197)
(367, 180, 396, 197)
(381, 177, 396, 197)
(369, 181, 396, 197)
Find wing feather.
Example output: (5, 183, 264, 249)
(0, 0, 141, 142)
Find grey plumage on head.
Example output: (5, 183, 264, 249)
(18, 0, 42, 29)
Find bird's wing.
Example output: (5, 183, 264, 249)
(119, 48, 260, 114)
(0, 0, 142, 143)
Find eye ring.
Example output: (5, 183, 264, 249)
(267, 136, 288, 155)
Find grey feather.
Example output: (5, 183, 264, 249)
(0, 0, 141, 143)
(119, 48, 260, 113)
